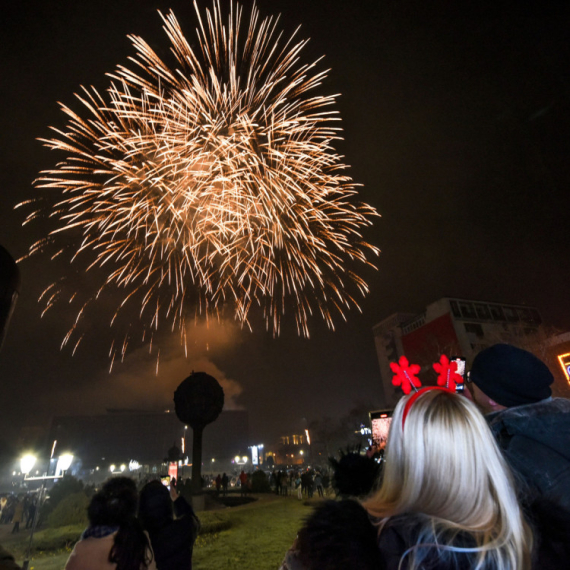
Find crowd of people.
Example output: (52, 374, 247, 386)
(64, 476, 199, 570)
(0, 494, 37, 533)
(1, 343, 569, 569)
(268, 469, 327, 499)
(209, 467, 330, 499)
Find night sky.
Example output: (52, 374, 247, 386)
(1, 0, 569, 445)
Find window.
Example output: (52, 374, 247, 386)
(465, 323, 484, 337)
(518, 308, 533, 323)
(503, 307, 519, 322)
(474, 304, 491, 320)
(450, 300, 461, 318)
(488, 305, 506, 321)
(529, 309, 542, 325)
(459, 302, 477, 319)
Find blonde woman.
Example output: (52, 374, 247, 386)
(363, 388, 533, 569)
(281, 388, 536, 570)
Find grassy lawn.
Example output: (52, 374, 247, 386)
(193, 495, 309, 570)
(1, 494, 315, 570)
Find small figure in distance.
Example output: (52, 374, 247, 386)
(10, 497, 23, 534)
(65, 476, 156, 570)
(469, 344, 570, 510)
(239, 470, 248, 497)
(138, 479, 200, 570)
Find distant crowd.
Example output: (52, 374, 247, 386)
(210, 468, 329, 499)
(0, 494, 37, 533)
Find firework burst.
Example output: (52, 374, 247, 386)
(19, 0, 379, 366)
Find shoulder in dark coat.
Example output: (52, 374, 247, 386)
(294, 500, 383, 570)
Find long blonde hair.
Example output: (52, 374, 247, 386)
(363, 389, 533, 569)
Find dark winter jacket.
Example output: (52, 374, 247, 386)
(487, 397, 570, 509)
(376, 507, 570, 570)
(280, 501, 474, 570)
(375, 515, 476, 570)
(145, 496, 199, 570)
(280, 499, 570, 570)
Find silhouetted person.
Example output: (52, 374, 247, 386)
(65, 476, 156, 570)
(314, 473, 324, 498)
(139, 480, 199, 570)
(25, 497, 36, 530)
(10, 499, 23, 534)
(239, 470, 248, 497)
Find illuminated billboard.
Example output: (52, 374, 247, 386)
(369, 410, 393, 447)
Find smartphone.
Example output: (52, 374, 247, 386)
(369, 410, 393, 446)
(161, 476, 170, 489)
(450, 356, 466, 392)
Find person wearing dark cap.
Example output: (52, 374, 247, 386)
(469, 343, 570, 510)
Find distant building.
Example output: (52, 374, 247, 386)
(373, 297, 543, 408)
(263, 432, 330, 467)
(265, 433, 307, 467)
(47, 409, 249, 477)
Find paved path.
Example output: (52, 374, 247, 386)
(0, 522, 34, 545)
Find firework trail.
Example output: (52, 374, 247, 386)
(18, 0, 379, 367)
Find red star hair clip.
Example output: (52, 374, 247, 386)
(390, 356, 421, 395)
(433, 355, 464, 391)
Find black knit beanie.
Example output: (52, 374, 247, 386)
(470, 344, 553, 407)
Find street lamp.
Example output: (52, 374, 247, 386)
(55, 453, 74, 477)
(20, 455, 37, 476)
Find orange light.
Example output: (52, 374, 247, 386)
(557, 353, 570, 384)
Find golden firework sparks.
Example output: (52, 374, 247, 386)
(18, 0, 379, 367)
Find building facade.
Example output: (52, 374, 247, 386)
(373, 297, 546, 408)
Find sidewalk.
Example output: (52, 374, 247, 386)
(0, 522, 33, 546)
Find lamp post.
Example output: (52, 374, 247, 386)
(20, 454, 37, 570)
(21, 446, 69, 570)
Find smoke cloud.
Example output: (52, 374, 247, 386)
(45, 320, 244, 416)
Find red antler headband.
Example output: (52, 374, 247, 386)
(390, 356, 421, 395)
(433, 354, 464, 391)
(391, 354, 463, 428)
(401, 386, 451, 427)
